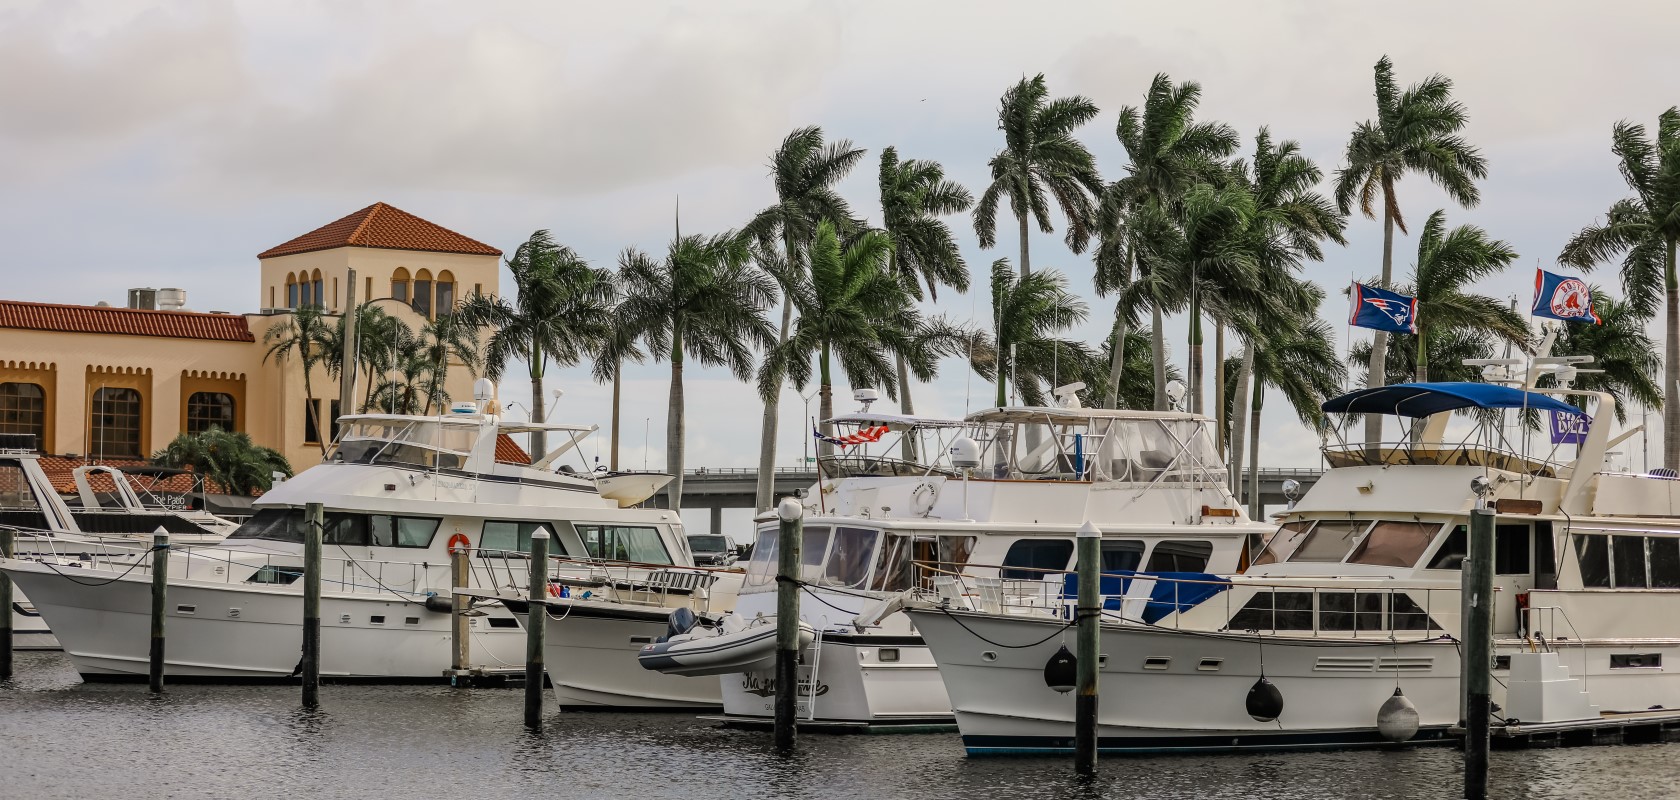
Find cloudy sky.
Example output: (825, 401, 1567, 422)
(3, 1, 1676, 526)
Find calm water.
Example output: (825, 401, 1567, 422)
(3, 650, 1679, 800)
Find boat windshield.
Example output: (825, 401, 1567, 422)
(688, 535, 729, 554)
(329, 419, 480, 470)
(743, 524, 888, 592)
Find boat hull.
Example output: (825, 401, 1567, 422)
(3, 559, 525, 680)
(716, 632, 954, 728)
(10, 592, 59, 650)
(539, 599, 724, 710)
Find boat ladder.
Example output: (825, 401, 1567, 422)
(799, 626, 825, 721)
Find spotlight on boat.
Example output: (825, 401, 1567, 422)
(1471, 475, 1492, 498)
(1246, 676, 1284, 722)
(1376, 687, 1420, 742)
(1043, 644, 1077, 693)
(1282, 479, 1302, 502)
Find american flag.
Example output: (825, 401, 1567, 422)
(813, 424, 889, 447)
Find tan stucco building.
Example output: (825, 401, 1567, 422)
(0, 202, 501, 472)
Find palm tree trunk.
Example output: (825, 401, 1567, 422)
(1188, 302, 1204, 415)
(1017, 212, 1031, 277)
(819, 341, 836, 459)
(609, 355, 622, 472)
(895, 352, 917, 461)
(1364, 181, 1397, 453)
(666, 330, 686, 511)
(1228, 348, 1254, 499)
(996, 335, 1009, 408)
(755, 232, 798, 510)
(1151, 301, 1168, 411)
(1665, 238, 1679, 469)
(528, 363, 546, 458)
(1214, 325, 1226, 457)
(1106, 306, 1129, 409)
(1247, 386, 1264, 521)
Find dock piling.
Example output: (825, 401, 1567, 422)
(148, 528, 169, 693)
(302, 503, 323, 707)
(774, 497, 803, 752)
(524, 528, 549, 729)
(1463, 506, 1495, 800)
(1, 528, 14, 679)
(451, 547, 470, 679)
(1075, 520, 1101, 775)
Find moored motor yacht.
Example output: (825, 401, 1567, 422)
(1, 396, 690, 681)
(643, 387, 1268, 729)
(906, 371, 1680, 754)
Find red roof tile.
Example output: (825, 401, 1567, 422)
(495, 434, 531, 465)
(258, 202, 502, 259)
(36, 455, 224, 495)
(0, 300, 255, 342)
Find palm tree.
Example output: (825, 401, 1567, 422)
(746, 126, 866, 510)
(417, 313, 482, 414)
(1409, 211, 1526, 382)
(152, 427, 292, 496)
(1546, 291, 1661, 424)
(358, 308, 413, 412)
(1334, 55, 1487, 448)
(990, 258, 1092, 407)
(371, 332, 430, 415)
(620, 232, 777, 510)
(974, 74, 1104, 278)
(1150, 181, 1259, 415)
(1238, 312, 1345, 517)
(760, 220, 906, 457)
(1559, 108, 1680, 466)
(878, 146, 973, 423)
(456, 230, 615, 457)
(1101, 327, 1179, 409)
(262, 304, 332, 449)
(591, 284, 646, 473)
(1095, 74, 1237, 409)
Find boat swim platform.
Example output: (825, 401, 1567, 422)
(1452, 708, 1680, 749)
(699, 713, 957, 734)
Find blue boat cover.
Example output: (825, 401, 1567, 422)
(1061, 571, 1231, 624)
(1321, 382, 1579, 418)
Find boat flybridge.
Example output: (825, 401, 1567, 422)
(640, 385, 1269, 729)
(905, 355, 1680, 754)
(0, 388, 696, 682)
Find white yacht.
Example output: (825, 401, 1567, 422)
(905, 375, 1680, 753)
(1, 399, 690, 682)
(643, 388, 1269, 729)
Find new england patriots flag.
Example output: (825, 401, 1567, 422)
(1532, 268, 1601, 325)
(1349, 282, 1418, 334)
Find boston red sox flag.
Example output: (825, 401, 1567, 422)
(1532, 268, 1601, 324)
(1349, 282, 1418, 334)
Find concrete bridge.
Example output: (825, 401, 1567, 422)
(675, 467, 1324, 530)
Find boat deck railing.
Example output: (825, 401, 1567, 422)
(469, 550, 735, 616)
(1322, 441, 1557, 477)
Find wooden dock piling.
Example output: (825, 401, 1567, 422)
(1075, 521, 1100, 775)
(774, 498, 803, 752)
(450, 547, 470, 680)
(524, 528, 549, 729)
(302, 503, 323, 707)
(1463, 507, 1494, 800)
(148, 529, 169, 693)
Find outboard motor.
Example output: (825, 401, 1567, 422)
(660, 607, 699, 643)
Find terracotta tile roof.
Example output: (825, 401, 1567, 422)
(0, 300, 255, 342)
(36, 455, 223, 495)
(258, 202, 502, 259)
(495, 434, 531, 464)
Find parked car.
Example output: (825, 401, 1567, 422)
(686, 534, 737, 567)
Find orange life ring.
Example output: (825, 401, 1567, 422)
(447, 533, 471, 554)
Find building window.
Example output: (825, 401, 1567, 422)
(333, 277, 340, 309)
(186, 392, 236, 434)
(328, 399, 342, 442)
(413, 269, 433, 318)
(364, 276, 372, 303)
(436, 270, 456, 315)
(303, 398, 322, 445)
(90, 387, 142, 458)
(312, 270, 324, 309)
(287, 274, 300, 309)
(392, 268, 411, 304)
(0, 382, 45, 447)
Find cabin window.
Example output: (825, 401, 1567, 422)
(1651, 538, 1680, 588)
(1611, 653, 1662, 669)
(822, 526, 879, 588)
(1252, 521, 1311, 566)
(1573, 535, 1611, 588)
(577, 524, 671, 565)
(1612, 535, 1648, 588)
(1390, 593, 1436, 630)
(869, 535, 913, 592)
(1101, 540, 1145, 572)
(480, 520, 563, 556)
(1000, 539, 1074, 579)
(801, 526, 832, 571)
(1317, 591, 1385, 632)
(247, 565, 303, 585)
(745, 527, 778, 587)
(1426, 525, 1468, 570)
(1227, 590, 1314, 631)
(0, 463, 43, 511)
(324, 513, 369, 545)
(1146, 540, 1213, 573)
(1495, 524, 1532, 575)
(1288, 520, 1367, 563)
(938, 535, 977, 575)
(1348, 520, 1439, 567)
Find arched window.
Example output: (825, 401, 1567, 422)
(435, 270, 456, 315)
(286, 273, 300, 309)
(311, 269, 324, 308)
(186, 392, 236, 434)
(90, 387, 142, 458)
(413, 268, 433, 318)
(0, 382, 45, 447)
(391, 267, 411, 304)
